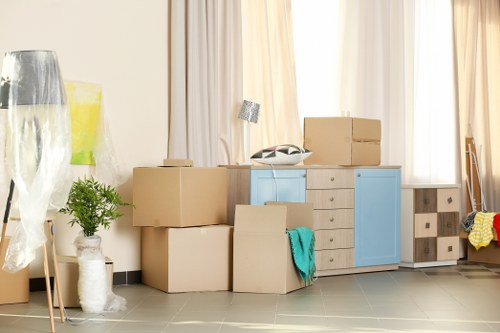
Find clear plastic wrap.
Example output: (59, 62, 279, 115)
(0, 50, 72, 272)
(74, 234, 126, 313)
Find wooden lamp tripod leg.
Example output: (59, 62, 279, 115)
(48, 220, 65, 322)
(42, 238, 56, 333)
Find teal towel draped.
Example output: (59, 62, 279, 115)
(287, 226, 316, 285)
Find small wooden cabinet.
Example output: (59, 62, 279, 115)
(401, 185, 461, 268)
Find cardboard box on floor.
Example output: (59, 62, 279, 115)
(53, 256, 114, 308)
(303, 117, 381, 166)
(466, 230, 500, 265)
(141, 224, 233, 293)
(133, 167, 227, 227)
(233, 202, 314, 294)
(0, 237, 29, 304)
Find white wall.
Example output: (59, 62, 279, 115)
(0, 0, 169, 277)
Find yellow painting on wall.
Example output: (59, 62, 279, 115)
(65, 81, 102, 165)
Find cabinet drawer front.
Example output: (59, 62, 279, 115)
(414, 213, 437, 238)
(437, 236, 459, 260)
(313, 209, 354, 230)
(414, 237, 437, 262)
(437, 188, 460, 212)
(306, 169, 354, 189)
(315, 249, 354, 270)
(306, 189, 354, 209)
(437, 212, 459, 236)
(315, 229, 354, 250)
(414, 189, 437, 213)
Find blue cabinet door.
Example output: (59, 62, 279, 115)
(354, 168, 401, 266)
(250, 169, 306, 205)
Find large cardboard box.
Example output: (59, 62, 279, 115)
(53, 256, 113, 308)
(0, 237, 29, 304)
(303, 117, 381, 166)
(233, 202, 314, 294)
(133, 167, 227, 227)
(141, 224, 233, 293)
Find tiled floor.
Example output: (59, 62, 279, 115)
(1, 262, 500, 333)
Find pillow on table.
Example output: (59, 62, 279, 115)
(251, 144, 312, 165)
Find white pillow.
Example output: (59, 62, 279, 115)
(251, 144, 312, 165)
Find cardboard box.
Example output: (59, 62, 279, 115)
(162, 159, 193, 167)
(141, 224, 233, 293)
(303, 117, 381, 166)
(233, 202, 314, 294)
(0, 237, 29, 304)
(53, 256, 113, 308)
(133, 167, 227, 227)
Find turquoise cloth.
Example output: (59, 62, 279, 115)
(287, 226, 316, 285)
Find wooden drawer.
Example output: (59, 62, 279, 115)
(315, 248, 354, 270)
(414, 189, 437, 213)
(306, 189, 354, 209)
(414, 213, 437, 238)
(437, 212, 459, 237)
(437, 236, 459, 260)
(313, 209, 354, 230)
(315, 229, 354, 250)
(414, 237, 437, 262)
(306, 169, 354, 189)
(437, 188, 460, 212)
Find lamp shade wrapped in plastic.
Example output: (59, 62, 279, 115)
(0, 50, 72, 272)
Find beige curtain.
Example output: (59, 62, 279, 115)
(241, 0, 302, 155)
(168, 0, 243, 167)
(453, 0, 500, 211)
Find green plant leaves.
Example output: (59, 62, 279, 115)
(59, 176, 131, 237)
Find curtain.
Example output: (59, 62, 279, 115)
(332, 0, 457, 184)
(241, 0, 302, 154)
(453, 0, 500, 212)
(168, 0, 243, 167)
(336, 0, 407, 175)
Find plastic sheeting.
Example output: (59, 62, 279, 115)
(75, 234, 126, 313)
(0, 50, 72, 272)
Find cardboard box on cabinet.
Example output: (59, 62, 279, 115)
(303, 117, 381, 166)
(0, 237, 29, 304)
(233, 202, 314, 294)
(53, 256, 114, 308)
(141, 224, 233, 293)
(133, 167, 227, 227)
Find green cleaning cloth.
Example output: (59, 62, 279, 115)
(287, 226, 316, 285)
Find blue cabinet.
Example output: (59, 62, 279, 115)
(354, 168, 401, 267)
(250, 169, 306, 205)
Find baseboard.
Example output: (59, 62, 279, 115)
(29, 270, 142, 292)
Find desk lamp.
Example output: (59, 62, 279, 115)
(238, 100, 260, 165)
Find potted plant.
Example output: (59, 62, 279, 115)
(58, 176, 130, 313)
(59, 176, 130, 237)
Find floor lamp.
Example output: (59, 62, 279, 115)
(0, 50, 71, 333)
(238, 100, 260, 165)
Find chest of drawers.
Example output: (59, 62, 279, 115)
(225, 165, 401, 276)
(400, 185, 461, 267)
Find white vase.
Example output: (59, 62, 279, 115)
(74, 234, 108, 313)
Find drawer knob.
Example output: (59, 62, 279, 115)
(447, 197, 453, 204)
(330, 217, 334, 222)
(424, 198, 429, 205)
(330, 238, 334, 242)
(330, 177, 335, 182)
(357, 173, 361, 177)
(448, 246, 453, 252)
(424, 248, 430, 254)
(447, 222, 451, 227)
(330, 197, 334, 202)
(329, 258, 334, 262)
(425, 222, 430, 229)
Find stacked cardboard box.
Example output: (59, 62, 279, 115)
(133, 162, 232, 293)
(303, 117, 381, 166)
(0, 237, 29, 304)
